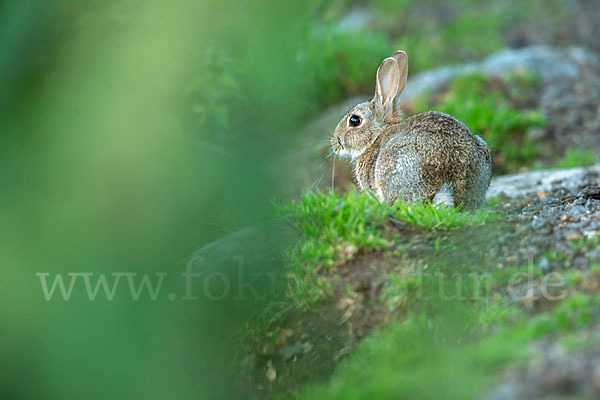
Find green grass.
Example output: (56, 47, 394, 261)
(278, 189, 498, 309)
(300, 315, 514, 400)
(414, 73, 546, 172)
(394, 199, 499, 230)
(287, 211, 600, 399)
(568, 235, 600, 251)
(300, 265, 600, 399)
(380, 272, 426, 312)
(260, 189, 600, 398)
(556, 148, 598, 168)
(298, 266, 514, 399)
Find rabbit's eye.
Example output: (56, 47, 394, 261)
(349, 115, 362, 127)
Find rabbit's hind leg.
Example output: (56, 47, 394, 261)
(453, 165, 489, 210)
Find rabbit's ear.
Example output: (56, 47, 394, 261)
(391, 50, 408, 97)
(375, 57, 400, 119)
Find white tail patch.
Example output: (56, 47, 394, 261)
(433, 183, 454, 207)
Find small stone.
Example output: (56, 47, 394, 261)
(302, 342, 314, 353)
(279, 341, 304, 362)
(522, 204, 540, 214)
(543, 197, 561, 205)
(572, 256, 589, 269)
(539, 257, 551, 272)
(532, 217, 549, 230)
(266, 361, 276, 382)
(578, 185, 600, 198)
(564, 232, 581, 242)
(585, 198, 597, 208)
(589, 250, 600, 261)
(567, 205, 588, 220)
(551, 187, 572, 198)
(526, 127, 547, 142)
(570, 220, 591, 231)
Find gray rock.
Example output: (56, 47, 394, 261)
(572, 256, 589, 269)
(525, 127, 547, 142)
(400, 46, 599, 103)
(539, 257, 550, 273)
(589, 250, 600, 261)
(567, 205, 588, 220)
(531, 217, 549, 230)
(583, 222, 600, 232)
(168, 217, 299, 311)
(335, 7, 370, 32)
(487, 164, 600, 200)
(578, 185, 600, 198)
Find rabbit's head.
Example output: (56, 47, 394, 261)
(331, 51, 408, 160)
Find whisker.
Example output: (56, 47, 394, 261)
(310, 169, 326, 191)
(311, 158, 329, 191)
(331, 160, 336, 191)
(322, 151, 334, 161)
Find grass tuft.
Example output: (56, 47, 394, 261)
(278, 189, 498, 309)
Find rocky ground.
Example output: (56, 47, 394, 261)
(236, 163, 600, 399)
(483, 168, 600, 399)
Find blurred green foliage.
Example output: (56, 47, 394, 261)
(0, 1, 319, 399)
(556, 147, 598, 168)
(184, 0, 570, 120)
(299, 27, 392, 106)
(372, 0, 567, 71)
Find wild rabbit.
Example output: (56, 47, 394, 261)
(330, 50, 491, 210)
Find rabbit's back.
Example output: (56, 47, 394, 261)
(377, 111, 491, 209)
